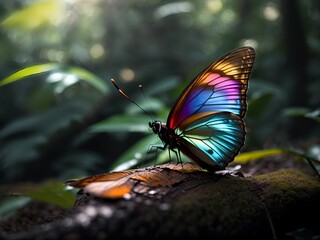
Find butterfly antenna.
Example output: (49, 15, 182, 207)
(111, 79, 154, 119)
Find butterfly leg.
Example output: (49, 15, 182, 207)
(146, 143, 168, 166)
(168, 147, 182, 164)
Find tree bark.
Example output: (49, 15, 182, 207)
(1, 168, 319, 240)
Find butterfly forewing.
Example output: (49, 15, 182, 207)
(168, 47, 255, 130)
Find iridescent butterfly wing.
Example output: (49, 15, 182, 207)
(167, 47, 255, 171)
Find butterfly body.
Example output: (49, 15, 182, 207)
(151, 47, 255, 171)
(149, 121, 180, 149)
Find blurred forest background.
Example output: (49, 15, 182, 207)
(0, 0, 319, 184)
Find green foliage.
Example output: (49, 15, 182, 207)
(0, 180, 75, 220)
(285, 148, 320, 177)
(0, 64, 108, 94)
(109, 134, 160, 171)
(234, 148, 286, 164)
(0, 0, 319, 188)
(282, 107, 320, 122)
(1, 0, 63, 31)
(24, 181, 75, 209)
(234, 147, 320, 177)
(0, 63, 109, 182)
(91, 114, 151, 133)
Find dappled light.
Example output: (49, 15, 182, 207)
(263, 3, 280, 21)
(119, 68, 135, 82)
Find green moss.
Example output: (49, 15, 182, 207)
(150, 174, 268, 238)
(253, 169, 320, 223)
(254, 169, 320, 191)
(144, 170, 320, 238)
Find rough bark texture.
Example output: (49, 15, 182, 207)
(1, 168, 320, 240)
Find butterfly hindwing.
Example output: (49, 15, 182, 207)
(178, 112, 245, 169)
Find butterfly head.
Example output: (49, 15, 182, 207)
(149, 120, 166, 134)
(149, 120, 162, 134)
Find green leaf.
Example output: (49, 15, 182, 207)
(282, 107, 320, 122)
(305, 109, 320, 122)
(25, 181, 76, 209)
(234, 148, 320, 177)
(90, 114, 151, 133)
(146, 76, 180, 96)
(110, 134, 193, 172)
(234, 148, 286, 164)
(0, 101, 92, 181)
(0, 64, 109, 94)
(1, 0, 64, 30)
(285, 148, 320, 177)
(110, 134, 161, 171)
(126, 97, 166, 115)
(0, 64, 59, 86)
(282, 107, 311, 117)
(0, 181, 75, 220)
(61, 66, 109, 94)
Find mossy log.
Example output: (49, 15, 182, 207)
(1, 167, 320, 240)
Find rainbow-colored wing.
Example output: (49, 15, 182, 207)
(177, 112, 245, 169)
(167, 47, 255, 169)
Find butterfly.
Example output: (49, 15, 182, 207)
(113, 47, 255, 172)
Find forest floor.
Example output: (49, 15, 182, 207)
(0, 145, 319, 238)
